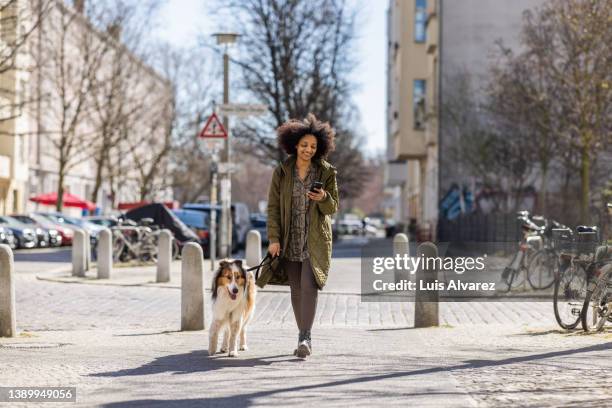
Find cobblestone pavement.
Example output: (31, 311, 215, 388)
(3, 244, 612, 407)
(14, 273, 557, 332)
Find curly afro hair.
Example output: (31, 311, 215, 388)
(277, 113, 336, 160)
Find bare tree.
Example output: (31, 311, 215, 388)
(88, 1, 162, 204)
(441, 71, 536, 212)
(500, 0, 611, 222)
(120, 44, 176, 201)
(219, 0, 369, 199)
(36, 1, 115, 210)
(488, 45, 558, 214)
(168, 47, 215, 204)
(0, 0, 53, 126)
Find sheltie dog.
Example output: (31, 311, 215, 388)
(208, 259, 256, 357)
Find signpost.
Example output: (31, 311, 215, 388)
(199, 112, 227, 270)
(199, 112, 227, 139)
(199, 104, 268, 262)
(218, 103, 268, 118)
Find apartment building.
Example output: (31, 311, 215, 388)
(385, 0, 544, 234)
(0, 0, 173, 216)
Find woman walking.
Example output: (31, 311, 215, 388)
(261, 113, 339, 359)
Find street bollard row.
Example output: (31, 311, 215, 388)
(72, 229, 87, 277)
(157, 230, 172, 283)
(0, 244, 16, 337)
(245, 230, 262, 268)
(414, 241, 439, 328)
(393, 233, 440, 328)
(97, 229, 112, 279)
(393, 233, 409, 284)
(181, 242, 204, 331)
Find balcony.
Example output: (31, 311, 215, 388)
(0, 155, 10, 179)
(384, 160, 409, 187)
(395, 127, 426, 160)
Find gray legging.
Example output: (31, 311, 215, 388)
(284, 259, 319, 332)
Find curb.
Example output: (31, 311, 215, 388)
(34, 269, 361, 295)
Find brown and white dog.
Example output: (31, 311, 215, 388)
(208, 259, 256, 357)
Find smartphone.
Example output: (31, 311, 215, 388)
(310, 181, 323, 193)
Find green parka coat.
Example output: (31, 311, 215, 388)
(256, 155, 339, 290)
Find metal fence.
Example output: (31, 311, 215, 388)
(438, 213, 522, 247)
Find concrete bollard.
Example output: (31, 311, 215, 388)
(245, 230, 262, 267)
(393, 233, 410, 284)
(414, 241, 439, 328)
(72, 229, 86, 277)
(84, 230, 91, 271)
(97, 229, 112, 279)
(157, 230, 172, 283)
(0, 244, 16, 337)
(181, 242, 204, 331)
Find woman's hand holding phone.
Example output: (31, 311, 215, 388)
(307, 181, 326, 201)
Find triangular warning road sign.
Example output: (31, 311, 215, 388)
(199, 112, 227, 138)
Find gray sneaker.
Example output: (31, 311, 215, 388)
(296, 329, 312, 358)
(296, 339, 311, 358)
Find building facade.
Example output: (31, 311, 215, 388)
(0, 0, 173, 216)
(385, 0, 545, 235)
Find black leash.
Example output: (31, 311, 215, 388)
(246, 252, 277, 281)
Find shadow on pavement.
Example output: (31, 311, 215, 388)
(113, 330, 183, 337)
(98, 341, 611, 407)
(90, 351, 299, 378)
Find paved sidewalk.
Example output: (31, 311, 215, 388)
(35, 257, 363, 294)
(1, 324, 610, 407)
(3, 249, 611, 407)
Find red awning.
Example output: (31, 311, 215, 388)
(30, 192, 96, 211)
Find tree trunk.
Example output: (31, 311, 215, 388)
(580, 144, 590, 224)
(539, 164, 548, 215)
(91, 149, 106, 205)
(56, 170, 65, 212)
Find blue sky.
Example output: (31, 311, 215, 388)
(155, 0, 386, 156)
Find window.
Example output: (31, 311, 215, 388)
(414, 0, 427, 43)
(413, 79, 426, 130)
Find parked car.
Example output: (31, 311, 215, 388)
(249, 213, 268, 245)
(336, 219, 363, 235)
(0, 216, 37, 249)
(85, 216, 119, 228)
(172, 209, 210, 257)
(26, 213, 74, 245)
(35, 212, 103, 250)
(182, 202, 251, 252)
(10, 214, 63, 247)
(0, 226, 17, 249)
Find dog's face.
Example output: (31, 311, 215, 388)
(212, 259, 246, 301)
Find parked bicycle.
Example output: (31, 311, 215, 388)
(111, 218, 160, 263)
(581, 257, 612, 332)
(551, 225, 602, 329)
(501, 211, 545, 291)
(580, 204, 612, 332)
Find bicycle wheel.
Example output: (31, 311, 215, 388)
(508, 266, 527, 290)
(112, 234, 126, 263)
(172, 239, 180, 260)
(527, 249, 556, 290)
(505, 252, 527, 291)
(553, 263, 587, 330)
(581, 265, 612, 332)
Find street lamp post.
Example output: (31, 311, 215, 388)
(212, 33, 239, 258)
